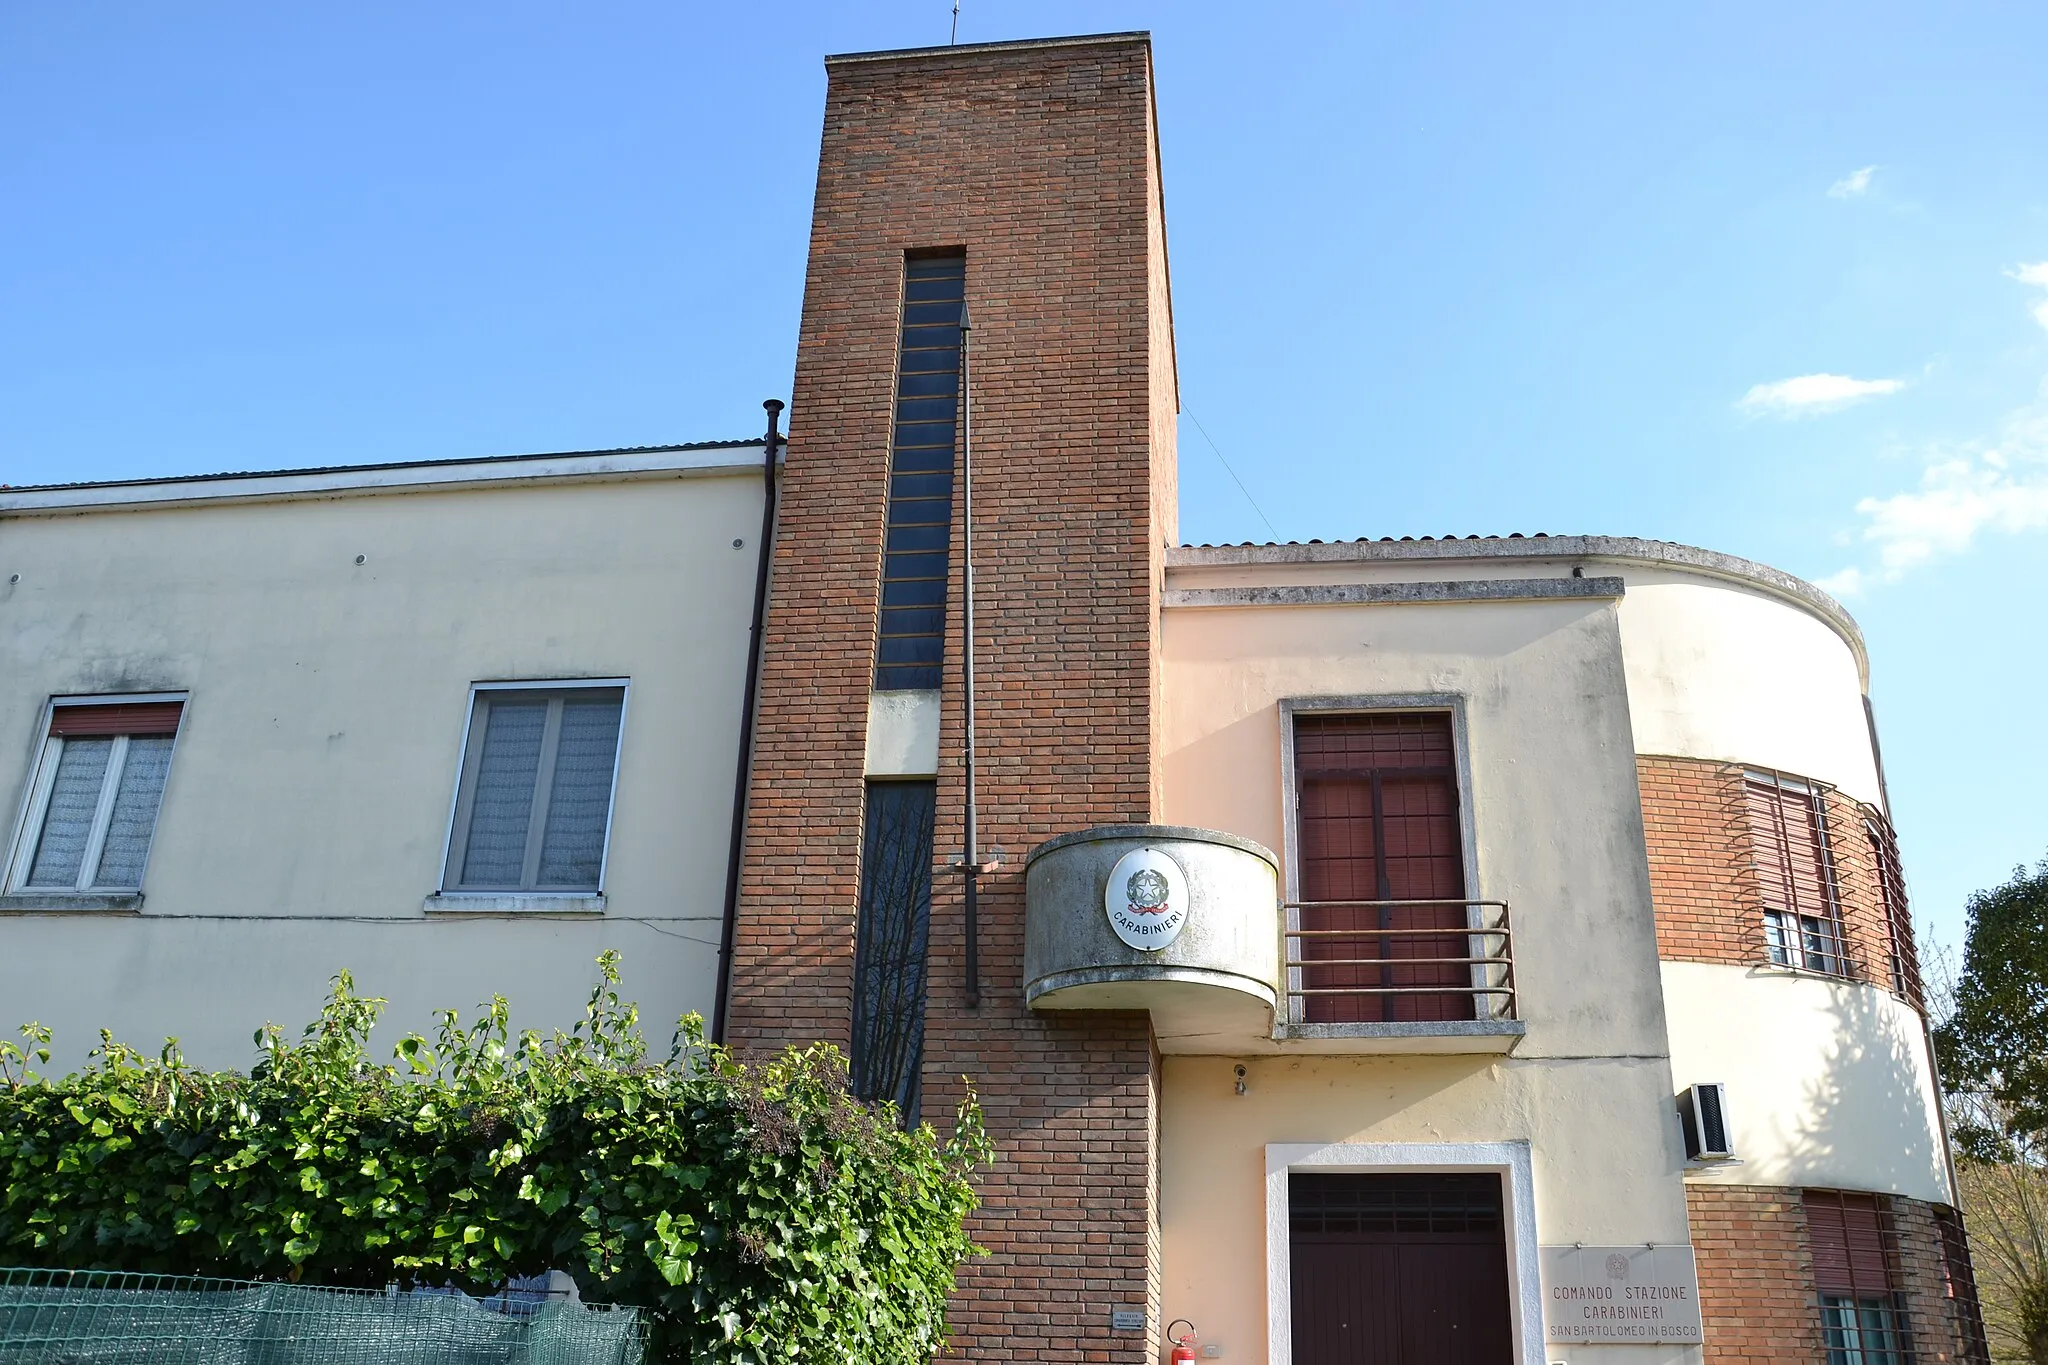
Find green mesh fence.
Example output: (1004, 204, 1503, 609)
(0, 1268, 646, 1365)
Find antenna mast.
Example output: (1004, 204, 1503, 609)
(950, 0, 960, 44)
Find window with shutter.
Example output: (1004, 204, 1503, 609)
(1934, 1204, 1991, 1365)
(1747, 771, 1850, 977)
(1865, 813, 1924, 1008)
(442, 684, 626, 895)
(5, 696, 185, 898)
(1294, 712, 1471, 1024)
(1805, 1190, 1912, 1365)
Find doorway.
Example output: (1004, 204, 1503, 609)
(1289, 1173, 1514, 1365)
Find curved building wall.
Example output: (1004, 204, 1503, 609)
(1615, 570, 1882, 807)
(1661, 962, 1947, 1202)
(1616, 566, 1949, 1205)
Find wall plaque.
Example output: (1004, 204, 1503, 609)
(1103, 847, 1190, 951)
(1539, 1244, 1703, 1344)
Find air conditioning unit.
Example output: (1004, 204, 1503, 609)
(1679, 1083, 1734, 1161)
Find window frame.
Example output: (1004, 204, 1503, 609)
(1278, 695, 1486, 1026)
(1746, 768, 1853, 979)
(436, 679, 630, 900)
(3, 691, 189, 899)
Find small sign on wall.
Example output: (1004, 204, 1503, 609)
(1539, 1244, 1703, 1344)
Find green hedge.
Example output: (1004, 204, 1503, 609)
(0, 954, 988, 1364)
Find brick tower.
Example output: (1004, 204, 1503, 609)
(725, 32, 1178, 1362)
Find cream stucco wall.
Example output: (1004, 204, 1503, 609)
(1662, 962, 1949, 1204)
(1163, 1055, 1695, 1365)
(1161, 593, 1670, 1059)
(1159, 589, 1694, 1361)
(1614, 571, 1882, 805)
(0, 467, 761, 1069)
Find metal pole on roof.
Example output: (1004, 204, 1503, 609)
(960, 296, 981, 1010)
(951, 0, 961, 44)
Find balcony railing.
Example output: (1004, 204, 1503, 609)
(1282, 899, 1516, 1027)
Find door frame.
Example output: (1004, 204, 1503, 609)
(1265, 1141, 1543, 1365)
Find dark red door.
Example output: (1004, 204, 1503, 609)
(1290, 1174, 1514, 1365)
(1295, 713, 1471, 1023)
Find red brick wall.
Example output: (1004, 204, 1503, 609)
(1638, 756, 1763, 966)
(1687, 1184, 1827, 1364)
(1687, 1185, 1982, 1364)
(726, 36, 1176, 1362)
(1638, 755, 1913, 1000)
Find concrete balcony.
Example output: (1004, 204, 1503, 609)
(1024, 826, 1525, 1054)
(1023, 825, 1280, 1053)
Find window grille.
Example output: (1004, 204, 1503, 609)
(1806, 1189, 1914, 1365)
(1747, 770, 1850, 977)
(442, 685, 625, 894)
(1933, 1204, 1990, 1365)
(850, 780, 936, 1118)
(874, 253, 965, 693)
(1864, 812, 1924, 1009)
(6, 697, 184, 896)
(1289, 1173, 1503, 1234)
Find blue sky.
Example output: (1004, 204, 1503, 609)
(4, 2, 2044, 955)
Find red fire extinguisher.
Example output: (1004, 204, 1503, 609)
(1166, 1319, 1199, 1365)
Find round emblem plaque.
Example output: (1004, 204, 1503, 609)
(1103, 847, 1191, 951)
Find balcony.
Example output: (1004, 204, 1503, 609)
(1277, 899, 1523, 1052)
(1024, 825, 1280, 1053)
(1024, 828, 1525, 1054)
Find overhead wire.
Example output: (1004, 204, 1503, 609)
(1185, 410, 1280, 542)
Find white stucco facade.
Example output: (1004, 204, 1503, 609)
(1144, 535, 1945, 1362)
(0, 448, 765, 1069)
(1156, 563, 1696, 1362)
(1661, 963, 1948, 1203)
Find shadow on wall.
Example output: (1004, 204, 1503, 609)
(1774, 974, 1944, 1197)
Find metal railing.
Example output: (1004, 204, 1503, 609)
(1281, 899, 1515, 1025)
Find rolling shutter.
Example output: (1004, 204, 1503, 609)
(48, 702, 183, 737)
(1806, 1190, 1895, 1298)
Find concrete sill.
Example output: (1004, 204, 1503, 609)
(1272, 1019, 1526, 1055)
(422, 893, 606, 916)
(0, 893, 144, 914)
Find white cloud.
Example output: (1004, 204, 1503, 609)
(1738, 373, 1905, 416)
(1814, 566, 1867, 598)
(2011, 262, 2048, 331)
(1828, 165, 1879, 198)
(1820, 402, 2048, 589)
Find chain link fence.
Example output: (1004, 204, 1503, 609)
(0, 1268, 645, 1365)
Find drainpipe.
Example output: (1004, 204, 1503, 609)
(959, 299, 982, 1010)
(710, 399, 784, 1046)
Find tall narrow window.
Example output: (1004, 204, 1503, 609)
(851, 780, 936, 1116)
(1806, 1190, 1912, 1365)
(442, 684, 625, 894)
(6, 697, 185, 897)
(874, 252, 964, 692)
(1294, 712, 1470, 1024)
(1747, 771, 1848, 976)
(1865, 813, 1923, 1008)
